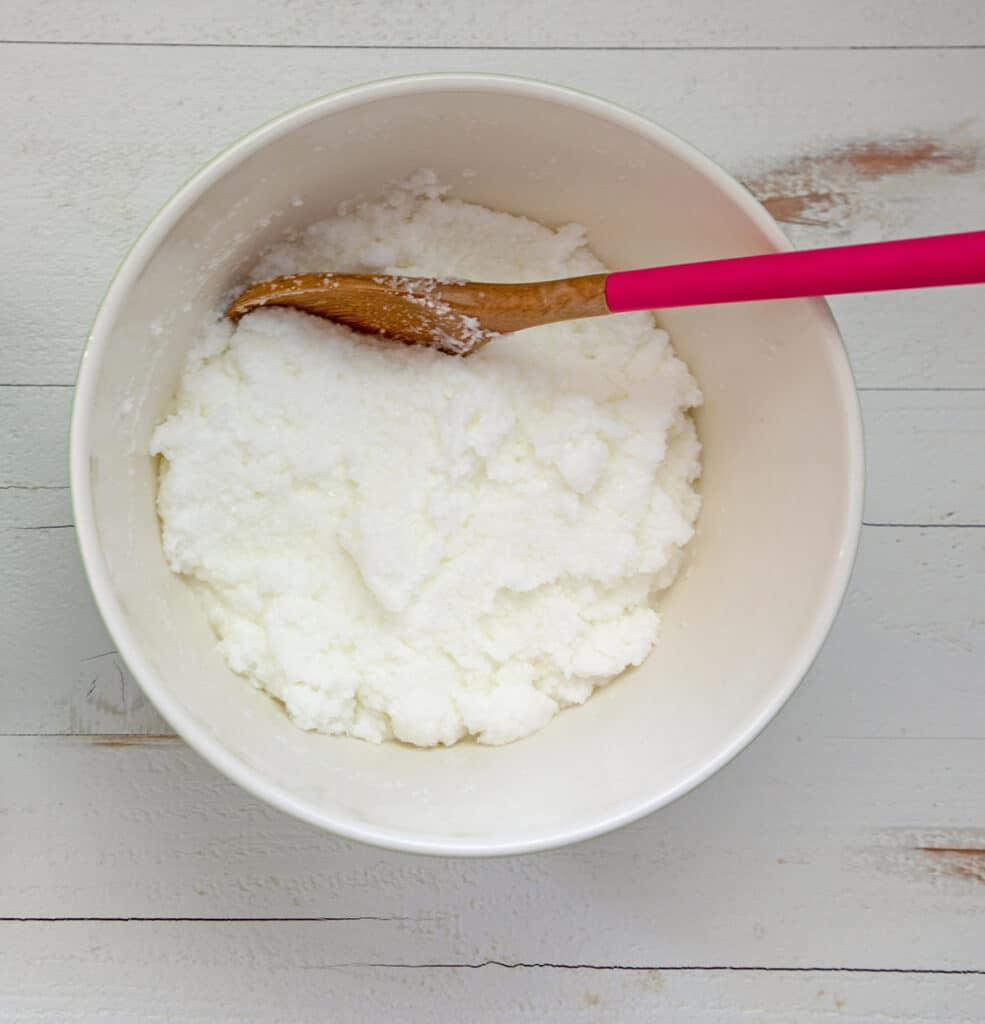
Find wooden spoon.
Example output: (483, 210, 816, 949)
(226, 230, 985, 355)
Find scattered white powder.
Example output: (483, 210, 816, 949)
(151, 175, 702, 747)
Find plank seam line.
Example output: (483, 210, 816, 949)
(0, 485, 69, 491)
(829, 735, 985, 740)
(14, 523, 985, 532)
(366, 962, 985, 974)
(0, 733, 180, 739)
(8, 732, 983, 740)
(1, 40, 984, 52)
(862, 522, 985, 528)
(0, 916, 408, 923)
(13, 524, 75, 530)
(856, 387, 985, 393)
(6, 384, 984, 392)
(0, 937, 978, 974)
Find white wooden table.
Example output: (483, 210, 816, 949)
(3, 2, 985, 1019)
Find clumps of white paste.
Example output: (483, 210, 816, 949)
(151, 174, 702, 747)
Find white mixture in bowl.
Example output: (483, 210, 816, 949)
(151, 174, 702, 747)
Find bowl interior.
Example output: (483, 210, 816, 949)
(75, 78, 861, 854)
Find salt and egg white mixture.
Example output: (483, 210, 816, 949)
(151, 173, 702, 747)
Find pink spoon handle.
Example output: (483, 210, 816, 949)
(604, 230, 985, 313)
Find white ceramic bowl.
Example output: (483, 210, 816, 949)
(71, 74, 863, 856)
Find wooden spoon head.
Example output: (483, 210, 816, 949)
(226, 272, 609, 356)
(226, 273, 498, 355)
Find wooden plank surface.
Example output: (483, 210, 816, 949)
(2, 0, 984, 1019)
(3, 702, 985, 968)
(2, 935, 984, 1024)
(6, 0, 984, 48)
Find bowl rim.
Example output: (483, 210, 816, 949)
(70, 72, 865, 857)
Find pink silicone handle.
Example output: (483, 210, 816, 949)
(604, 230, 985, 313)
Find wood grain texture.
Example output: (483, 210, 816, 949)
(5, 0, 984, 47)
(2, 930, 982, 1024)
(1, 937, 983, 1024)
(2, 46, 984, 386)
(2, 704, 984, 967)
(862, 390, 985, 525)
(743, 137, 980, 230)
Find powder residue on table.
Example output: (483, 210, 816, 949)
(151, 173, 702, 747)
